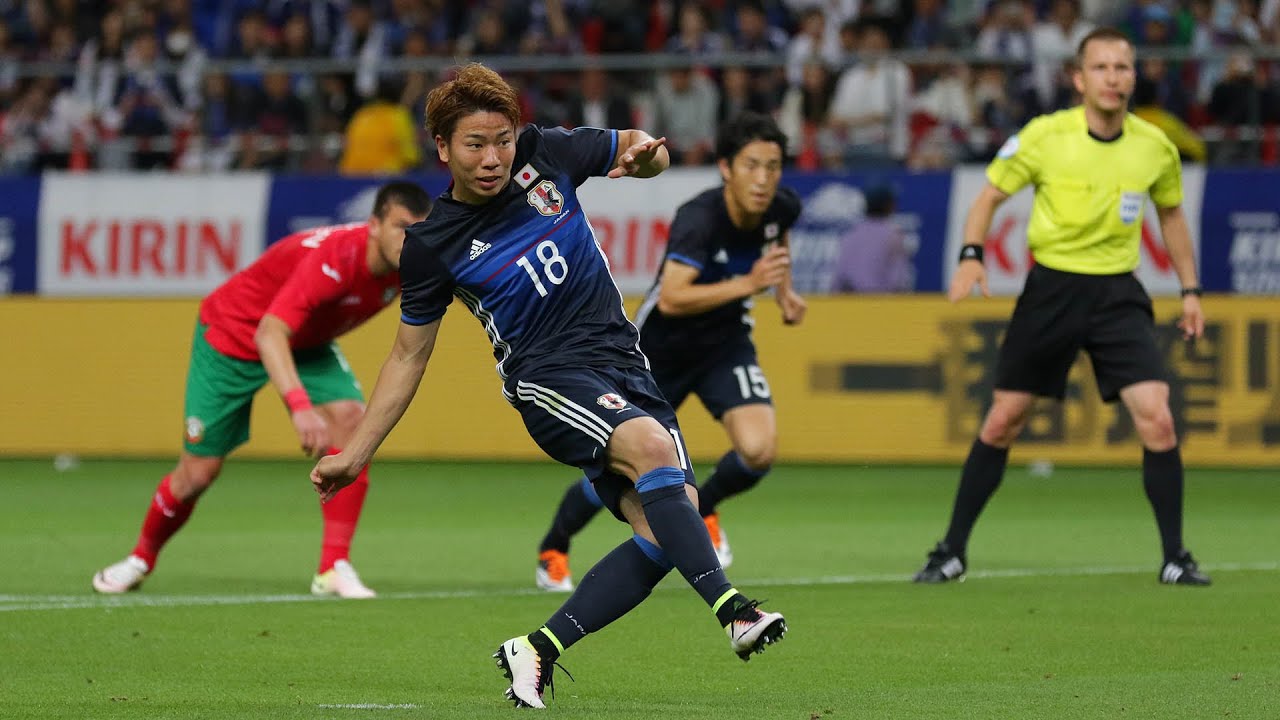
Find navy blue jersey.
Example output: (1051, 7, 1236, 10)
(635, 186, 803, 354)
(399, 124, 649, 388)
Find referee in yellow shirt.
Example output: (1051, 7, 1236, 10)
(914, 28, 1210, 586)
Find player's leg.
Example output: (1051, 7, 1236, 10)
(916, 265, 1083, 583)
(706, 405, 777, 512)
(914, 389, 1035, 581)
(498, 369, 784, 707)
(534, 476, 605, 592)
(303, 343, 376, 598)
(93, 322, 255, 593)
(693, 343, 777, 567)
(1087, 275, 1209, 585)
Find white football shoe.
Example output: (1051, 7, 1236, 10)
(310, 559, 377, 599)
(726, 599, 787, 661)
(92, 555, 149, 594)
(494, 636, 552, 709)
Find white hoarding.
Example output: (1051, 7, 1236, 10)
(38, 173, 271, 296)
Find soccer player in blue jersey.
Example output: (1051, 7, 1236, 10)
(535, 112, 805, 593)
(310, 64, 787, 709)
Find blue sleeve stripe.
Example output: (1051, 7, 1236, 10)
(401, 312, 437, 326)
(666, 252, 704, 271)
(601, 129, 618, 176)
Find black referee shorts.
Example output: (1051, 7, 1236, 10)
(996, 263, 1167, 403)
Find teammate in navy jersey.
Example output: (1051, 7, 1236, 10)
(309, 64, 787, 710)
(534, 113, 806, 591)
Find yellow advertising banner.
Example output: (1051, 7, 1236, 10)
(2, 296, 1277, 466)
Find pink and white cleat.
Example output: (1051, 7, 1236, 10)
(310, 559, 377, 599)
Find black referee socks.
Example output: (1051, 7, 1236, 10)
(1143, 446, 1186, 563)
(943, 438, 1010, 555)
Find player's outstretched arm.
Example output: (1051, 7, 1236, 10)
(311, 319, 441, 502)
(1156, 204, 1205, 340)
(256, 314, 331, 457)
(608, 130, 670, 179)
(949, 183, 1009, 303)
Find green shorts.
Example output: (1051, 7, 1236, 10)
(182, 322, 364, 456)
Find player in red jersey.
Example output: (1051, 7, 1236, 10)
(92, 181, 431, 598)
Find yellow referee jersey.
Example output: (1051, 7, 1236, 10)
(986, 106, 1183, 274)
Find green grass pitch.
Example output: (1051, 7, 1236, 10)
(1, 458, 1277, 719)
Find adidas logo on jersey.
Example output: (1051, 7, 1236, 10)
(469, 239, 492, 260)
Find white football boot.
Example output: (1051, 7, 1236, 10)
(494, 636, 552, 709)
(726, 599, 787, 661)
(92, 555, 150, 594)
(310, 559, 377, 599)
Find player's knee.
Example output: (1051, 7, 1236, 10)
(735, 441, 776, 472)
(632, 426, 682, 470)
(172, 459, 221, 499)
(980, 405, 1028, 446)
(1135, 406, 1177, 450)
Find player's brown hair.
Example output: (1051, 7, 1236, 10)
(1075, 26, 1133, 64)
(424, 63, 521, 141)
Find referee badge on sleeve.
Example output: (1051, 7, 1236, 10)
(996, 134, 1020, 159)
(1119, 192, 1144, 224)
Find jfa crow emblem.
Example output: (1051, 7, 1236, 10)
(596, 393, 628, 410)
(527, 180, 564, 216)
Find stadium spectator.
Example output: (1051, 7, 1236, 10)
(239, 69, 309, 170)
(315, 72, 360, 135)
(976, 0, 1034, 61)
(719, 65, 773, 125)
(786, 7, 841, 86)
(666, 2, 727, 57)
(102, 31, 187, 169)
(909, 61, 976, 167)
(904, 0, 962, 49)
(1031, 0, 1094, 108)
(516, 0, 582, 56)
(828, 19, 911, 167)
(652, 64, 720, 165)
(566, 67, 634, 131)
(331, 0, 390, 98)
(74, 9, 127, 116)
(91, 181, 432, 599)
(730, 1, 789, 106)
(338, 78, 420, 175)
(1133, 75, 1208, 162)
(262, 0, 345, 55)
(0, 20, 18, 110)
(174, 70, 243, 172)
(776, 59, 836, 167)
(831, 183, 913, 292)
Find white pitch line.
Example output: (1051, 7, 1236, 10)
(316, 704, 420, 710)
(1, 562, 1276, 613)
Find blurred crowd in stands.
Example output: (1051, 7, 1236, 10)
(1, 0, 1278, 174)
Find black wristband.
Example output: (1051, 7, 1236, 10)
(1180, 286, 1203, 297)
(958, 245, 984, 263)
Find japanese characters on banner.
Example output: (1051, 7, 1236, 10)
(37, 173, 271, 296)
(944, 165, 1207, 296)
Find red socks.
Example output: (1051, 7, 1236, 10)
(318, 448, 369, 573)
(132, 474, 196, 569)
